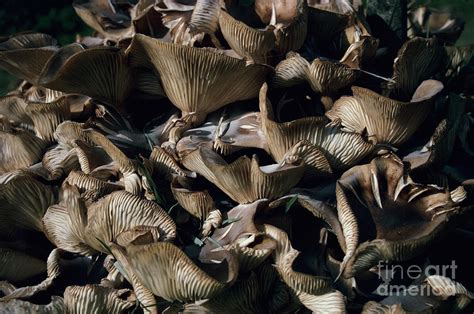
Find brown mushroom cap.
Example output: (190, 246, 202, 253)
(273, 52, 358, 94)
(260, 83, 375, 170)
(0, 33, 57, 83)
(126, 241, 239, 302)
(64, 284, 135, 314)
(128, 34, 270, 124)
(171, 176, 214, 220)
(390, 37, 446, 99)
(182, 146, 305, 204)
(336, 153, 466, 278)
(327, 80, 444, 145)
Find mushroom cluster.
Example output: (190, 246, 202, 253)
(1, 0, 474, 313)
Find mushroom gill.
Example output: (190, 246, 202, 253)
(336, 153, 467, 278)
(128, 34, 270, 126)
(326, 79, 444, 145)
(272, 52, 358, 96)
(42, 184, 176, 255)
(260, 83, 375, 170)
(0, 124, 47, 174)
(0, 171, 55, 238)
(181, 146, 305, 204)
(389, 37, 447, 99)
(0, 33, 57, 83)
(125, 241, 239, 302)
(64, 285, 135, 314)
(219, 0, 308, 63)
(171, 176, 214, 221)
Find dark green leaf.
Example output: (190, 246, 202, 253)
(285, 194, 299, 213)
(222, 216, 242, 227)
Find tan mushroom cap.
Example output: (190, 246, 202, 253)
(0, 95, 32, 127)
(0, 125, 47, 174)
(64, 285, 135, 314)
(336, 153, 467, 278)
(41, 145, 80, 180)
(327, 79, 444, 145)
(273, 52, 358, 95)
(108, 243, 158, 313)
(260, 83, 375, 170)
(177, 111, 268, 158)
(84, 129, 142, 194)
(0, 171, 55, 238)
(219, 0, 307, 62)
(0, 33, 57, 83)
(171, 176, 214, 221)
(85, 189, 177, 245)
(126, 241, 239, 302)
(54, 121, 90, 148)
(390, 37, 446, 99)
(409, 6, 465, 44)
(182, 147, 305, 204)
(42, 184, 176, 255)
(26, 96, 71, 143)
(128, 34, 270, 124)
(444, 44, 474, 79)
(149, 146, 194, 180)
(189, 0, 221, 35)
(21, 84, 66, 104)
(184, 271, 267, 313)
(199, 201, 277, 273)
(218, 9, 275, 63)
(64, 170, 123, 200)
(37, 44, 132, 107)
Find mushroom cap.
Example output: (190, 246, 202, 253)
(0, 126, 47, 174)
(64, 285, 135, 314)
(43, 185, 176, 255)
(182, 147, 305, 204)
(404, 93, 465, 169)
(327, 80, 444, 145)
(199, 201, 277, 273)
(259, 83, 375, 170)
(362, 275, 474, 313)
(128, 34, 270, 122)
(126, 241, 239, 302)
(273, 52, 358, 94)
(0, 171, 55, 237)
(0, 33, 57, 83)
(73, 0, 133, 40)
(390, 37, 446, 99)
(0, 95, 32, 127)
(171, 176, 214, 220)
(177, 110, 268, 157)
(38, 44, 132, 106)
(26, 96, 71, 143)
(219, 0, 307, 62)
(336, 153, 466, 277)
